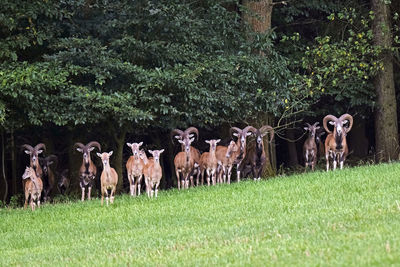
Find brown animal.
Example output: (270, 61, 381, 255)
(39, 154, 57, 202)
(22, 143, 46, 179)
(303, 122, 320, 171)
(199, 139, 221, 186)
(143, 149, 165, 198)
(241, 125, 274, 180)
(75, 141, 101, 201)
(174, 137, 196, 189)
(171, 127, 201, 188)
(229, 126, 254, 183)
(126, 142, 146, 196)
(22, 166, 43, 211)
(323, 114, 353, 171)
(97, 151, 118, 206)
(57, 169, 70, 195)
(215, 141, 239, 184)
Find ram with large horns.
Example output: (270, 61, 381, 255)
(74, 141, 101, 201)
(229, 126, 255, 182)
(323, 114, 353, 171)
(22, 143, 46, 179)
(171, 127, 201, 189)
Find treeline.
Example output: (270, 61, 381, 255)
(0, 0, 399, 202)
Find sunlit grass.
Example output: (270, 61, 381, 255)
(1, 163, 400, 266)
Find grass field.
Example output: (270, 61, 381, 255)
(1, 163, 400, 266)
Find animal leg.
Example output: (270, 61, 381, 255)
(101, 189, 104, 206)
(81, 187, 85, 201)
(88, 186, 92, 200)
(110, 187, 115, 204)
(325, 153, 329, 171)
(24, 192, 29, 209)
(155, 182, 160, 198)
(175, 170, 181, 190)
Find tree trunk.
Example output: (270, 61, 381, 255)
(243, 0, 272, 32)
(286, 128, 298, 166)
(113, 129, 126, 193)
(242, 1, 277, 176)
(11, 127, 17, 195)
(371, 0, 399, 161)
(1, 129, 8, 203)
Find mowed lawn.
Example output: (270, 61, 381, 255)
(1, 163, 400, 266)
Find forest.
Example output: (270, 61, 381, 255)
(0, 0, 399, 204)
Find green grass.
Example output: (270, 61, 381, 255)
(1, 163, 400, 266)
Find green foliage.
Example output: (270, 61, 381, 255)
(1, 163, 400, 265)
(0, 0, 297, 129)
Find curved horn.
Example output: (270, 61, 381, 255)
(229, 127, 242, 138)
(313, 122, 320, 127)
(305, 122, 311, 128)
(74, 142, 85, 150)
(339, 114, 353, 133)
(243, 126, 257, 135)
(86, 141, 101, 151)
(323, 115, 338, 134)
(184, 127, 199, 140)
(34, 143, 46, 152)
(260, 125, 275, 142)
(21, 144, 34, 152)
(170, 129, 184, 141)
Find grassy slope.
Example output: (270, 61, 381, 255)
(1, 163, 400, 266)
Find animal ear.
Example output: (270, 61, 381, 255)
(216, 139, 221, 143)
(205, 140, 210, 144)
(174, 136, 181, 140)
(126, 143, 132, 147)
(25, 150, 31, 155)
(148, 150, 153, 154)
(246, 132, 252, 136)
(316, 126, 320, 130)
(304, 127, 308, 131)
(189, 134, 194, 138)
(76, 148, 83, 153)
(96, 153, 101, 157)
(329, 121, 335, 125)
(108, 151, 113, 156)
(233, 133, 238, 137)
(88, 147, 95, 152)
(37, 150, 43, 154)
(138, 142, 143, 146)
(190, 138, 195, 142)
(159, 149, 165, 154)
(178, 139, 184, 144)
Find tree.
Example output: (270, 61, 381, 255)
(371, 0, 399, 161)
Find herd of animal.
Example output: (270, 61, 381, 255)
(21, 113, 353, 210)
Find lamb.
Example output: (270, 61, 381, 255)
(97, 151, 118, 206)
(57, 169, 70, 195)
(303, 122, 320, 171)
(126, 142, 146, 196)
(22, 166, 43, 211)
(215, 141, 239, 184)
(323, 114, 353, 170)
(143, 149, 165, 198)
(199, 139, 221, 186)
